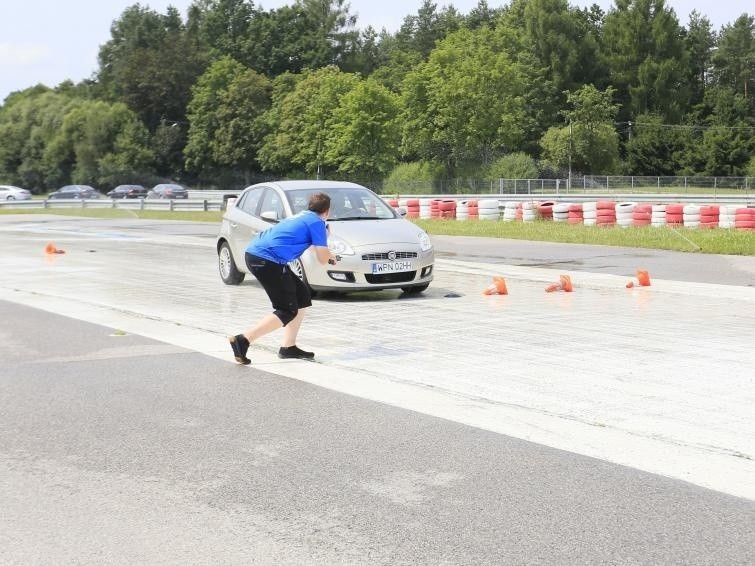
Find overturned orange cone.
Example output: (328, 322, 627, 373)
(626, 269, 651, 288)
(545, 274, 573, 293)
(44, 242, 65, 255)
(483, 276, 508, 295)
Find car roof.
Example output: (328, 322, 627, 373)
(0, 185, 23, 189)
(246, 180, 367, 192)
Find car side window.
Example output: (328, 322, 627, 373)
(240, 187, 264, 216)
(259, 188, 285, 220)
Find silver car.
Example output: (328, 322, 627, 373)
(0, 185, 32, 200)
(216, 180, 434, 294)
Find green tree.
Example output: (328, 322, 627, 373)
(325, 79, 402, 178)
(684, 11, 716, 106)
(484, 152, 539, 179)
(540, 85, 621, 174)
(258, 66, 360, 175)
(98, 5, 208, 130)
(601, 0, 690, 121)
(712, 14, 755, 100)
(624, 114, 684, 174)
(401, 26, 529, 174)
(182, 59, 272, 188)
(42, 100, 154, 188)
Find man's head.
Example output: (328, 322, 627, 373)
(308, 192, 331, 216)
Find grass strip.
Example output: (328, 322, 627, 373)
(412, 219, 755, 256)
(0, 208, 224, 222)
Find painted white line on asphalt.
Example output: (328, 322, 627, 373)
(4, 287, 754, 501)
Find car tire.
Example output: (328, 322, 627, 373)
(288, 258, 317, 297)
(218, 241, 245, 285)
(401, 283, 429, 294)
(7, 195, 15, 200)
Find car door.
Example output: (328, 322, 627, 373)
(228, 187, 265, 260)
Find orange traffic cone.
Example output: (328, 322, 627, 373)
(482, 276, 508, 295)
(545, 274, 573, 293)
(626, 269, 651, 288)
(44, 242, 65, 254)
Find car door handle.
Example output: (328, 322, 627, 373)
(230, 222, 238, 228)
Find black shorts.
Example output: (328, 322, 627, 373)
(245, 253, 311, 325)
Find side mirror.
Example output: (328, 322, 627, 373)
(395, 206, 407, 217)
(261, 210, 280, 223)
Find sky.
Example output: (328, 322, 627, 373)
(0, 0, 749, 103)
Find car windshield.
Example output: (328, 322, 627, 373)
(285, 188, 396, 221)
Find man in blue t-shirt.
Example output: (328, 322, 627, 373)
(229, 192, 336, 364)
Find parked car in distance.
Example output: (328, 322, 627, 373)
(216, 180, 434, 295)
(107, 184, 148, 199)
(147, 183, 188, 199)
(48, 185, 104, 199)
(0, 185, 32, 200)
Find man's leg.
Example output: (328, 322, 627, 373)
(281, 308, 306, 347)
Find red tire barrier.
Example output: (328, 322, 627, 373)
(734, 208, 755, 230)
(632, 204, 652, 226)
(538, 201, 555, 219)
(438, 199, 457, 219)
(467, 199, 479, 219)
(567, 203, 583, 224)
(596, 200, 616, 211)
(665, 203, 684, 225)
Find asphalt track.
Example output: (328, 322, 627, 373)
(1, 301, 753, 565)
(0, 214, 753, 563)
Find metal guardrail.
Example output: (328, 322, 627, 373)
(0, 198, 226, 211)
(1, 194, 753, 213)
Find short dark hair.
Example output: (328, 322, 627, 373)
(308, 192, 331, 214)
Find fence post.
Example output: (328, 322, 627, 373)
(657, 176, 660, 190)
(631, 176, 634, 190)
(684, 177, 687, 190)
(203, 199, 208, 212)
(140, 198, 145, 210)
(527, 179, 531, 195)
(169, 199, 174, 211)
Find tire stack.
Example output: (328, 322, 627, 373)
(405, 199, 420, 218)
(438, 199, 456, 219)
(632, 204, 652, 227)
(522, 201, 539, 223)
(538, 201, 555, 220)
(567, 204, 584, 225)
(734, 208, 755, 231)
(502, 201, 519, 221)
(699, 205, 720, 229)
(718, 205, 740, 228)
(478, 199, 500, 220)
(387, 198, 399, 208)
(616, 202, 637, 228)
(552, 203, 571, 222)
(419, 198, 433, 219)
(456, 200, 469, 221)
(683, 204, 701, 228)
(665, 204, 684, 226)
(651, 204, 666, 227)
(467, 199, 479, 220)
(430, 199, 441, 219)
(596, 201, 617, 227)
(582, 201, 597, 226)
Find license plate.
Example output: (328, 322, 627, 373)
(372, 261, 413, 273)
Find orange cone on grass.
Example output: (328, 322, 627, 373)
(545, 274, 573, 293)
(483, 276, 508, 295)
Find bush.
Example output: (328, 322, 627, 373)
(484, 152, 539, 180)
(383, 161, 445, 194)
(747, 156, 755, 177)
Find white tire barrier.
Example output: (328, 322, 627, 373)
(478, 199, 500, 220)
(552, 203, 571, 222)
(502, 200, 518, 221)
(522, 201, 538, 222)
(651, 204, 666, 227)
(683, 204, 700, 228)
(616, 202, 637, 228)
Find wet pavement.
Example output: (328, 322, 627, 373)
(0, 214, 754, 500)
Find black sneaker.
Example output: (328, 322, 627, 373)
(229, 334, 251, 365)
(278, 345, 315, 360)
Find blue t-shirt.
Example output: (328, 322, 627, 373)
(246, 210, 328, 264)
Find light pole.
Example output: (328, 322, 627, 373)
(568, 121, 572, 192)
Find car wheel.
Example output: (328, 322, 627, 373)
(401, 283, 429, 295)
(6, 195, 15, 200)
(288, 258, 317, 297)
(218, 241, 245, 285)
